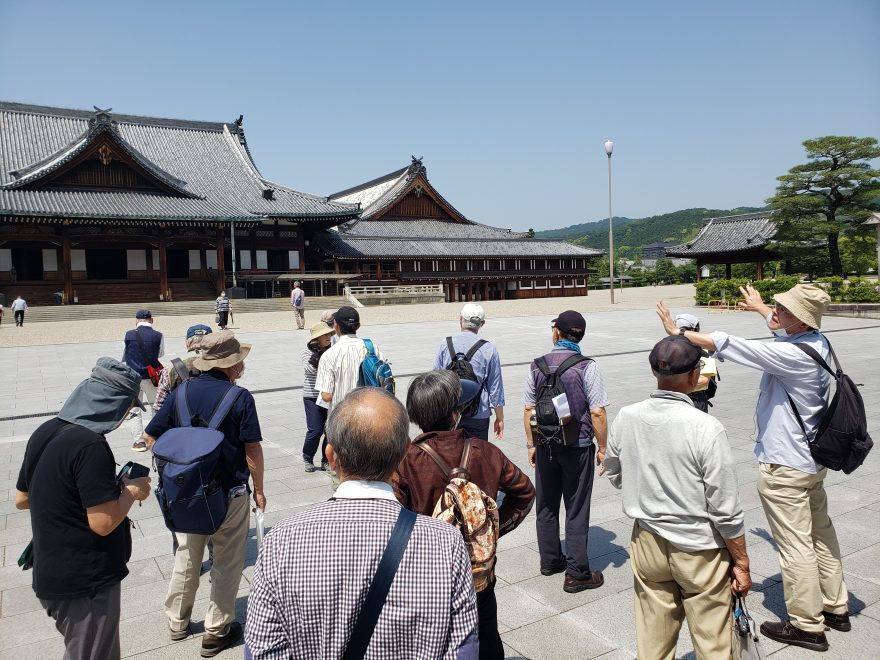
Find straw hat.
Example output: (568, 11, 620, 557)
(773, 284, 830, 329)
(192, 330, 251, 370)
(309, 321, 334, 342)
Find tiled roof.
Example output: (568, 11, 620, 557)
(665, 212, 777, 257)
(336, 218, 528, 240)
(0, 102, 360, 223)
(314, 232, 602, 258)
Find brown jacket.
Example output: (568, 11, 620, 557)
(393, 429, 535, 536)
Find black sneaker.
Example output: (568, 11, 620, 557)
(303, 457, 317, 473)
(201, 621, 242, 657)
(823, 611, 851, 632)
(321, 459, 336, 475)
(541, 559, 567, 576)
(760, 621, 829, 652)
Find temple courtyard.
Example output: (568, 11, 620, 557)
(1, 286, 878, 659)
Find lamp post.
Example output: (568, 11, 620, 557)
(605, 140, 615, 303)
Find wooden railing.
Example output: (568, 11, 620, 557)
(345, 284, 445, 296)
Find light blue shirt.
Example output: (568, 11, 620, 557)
(433, 331, 505, 419)
(711, 329, 830, 473)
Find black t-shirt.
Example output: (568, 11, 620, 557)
(145, 370, 262, 492)
(16, 418, 131, 600)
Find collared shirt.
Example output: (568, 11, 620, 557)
(301, 347, 320, 399)
(290, 287, 304, 309)
(604, 390, 745, 552)
(521, 347, 609, 447)
(245, 495, 479, 659)
(136, 321, 165, 357)
(11, 298, 27, 312)
(433, 331, 505, 419)
(315, 334, 386, 412)
(711, 329, 830, 473)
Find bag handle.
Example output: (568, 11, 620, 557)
(342, 507, 416, 660)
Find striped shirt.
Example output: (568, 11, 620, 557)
(215, 296, 230, 312)
(301, 347, 320, 399)
(315, 335, 386, 412)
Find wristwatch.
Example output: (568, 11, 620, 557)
(679, 328, 687, 336)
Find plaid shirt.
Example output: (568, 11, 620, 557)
(245, 485, 479, 659)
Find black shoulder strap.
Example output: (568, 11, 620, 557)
(342, 507, 417, 660)
(464, 339, 488, 361)
(207, 386, 244, 430)
(535, 356, 551, 377)
(175, 381, 193, 428)
(793, 340, 837, 377)
(171, 358, 190, 382)
(785, 392, 809, 439)
(554, 354, 590, 379)
(24, 423, 77, 490)
(446, 336, 457, 360)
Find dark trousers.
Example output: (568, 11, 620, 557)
(460, 416, 490, 441)
(535, 444, 596, 580)
(15, 310, 24, 326)
(40, 581, 121, 660)
(302, 397, 328, 461)
(477, 580, 504, 660)
(217, 310, 228, 328)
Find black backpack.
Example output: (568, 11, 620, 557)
(533, 354, 590, 446)
(445, 337, 488, 418)
(786, 339, 873, 474)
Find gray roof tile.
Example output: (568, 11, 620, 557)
(665, 212, 777, 257)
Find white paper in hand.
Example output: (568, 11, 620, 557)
(552, 393, 570, 421)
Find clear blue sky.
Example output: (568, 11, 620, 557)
(2, 1, 878, 231)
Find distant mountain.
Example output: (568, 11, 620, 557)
(537, 207, 768, 253)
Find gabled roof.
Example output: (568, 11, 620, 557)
(665, 212, 778, 257)
(0, 102, 360, 223)
(329, 157, 470, 223)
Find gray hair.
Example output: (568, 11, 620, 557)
(460, 317, 483, 332)
(407, 370, 460, 432)
(325, 387, 410, 481)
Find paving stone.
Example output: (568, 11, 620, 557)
(495, 583, 558, 629)
(501, 613, 615, 659)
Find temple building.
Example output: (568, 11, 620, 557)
(0, 102, 600, 304)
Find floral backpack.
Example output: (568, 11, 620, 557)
(415, 437, 500, 592)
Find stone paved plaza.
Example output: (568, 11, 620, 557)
(1, 288, 878, 659)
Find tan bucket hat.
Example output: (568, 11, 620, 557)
(773, 284, 831, 329)
(309, 321, 334, 342)
(192, 330, 251, 370)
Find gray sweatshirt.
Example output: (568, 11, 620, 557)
(604, 390, 745, 551)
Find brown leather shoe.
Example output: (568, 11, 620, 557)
(200, 621, 242, 657)
(563, 571, 604, 593)
(760, 621, 829, 652)
(822, 611, 851, 632)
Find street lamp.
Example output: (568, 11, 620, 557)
(605, 140, 615, 303)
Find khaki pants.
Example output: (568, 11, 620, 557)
(293, 306, 305, 329)
(630, 523, 733, 660)
(128, 379, 157, 443)
(165, 493, 250, 636)
(757, 463, 848, 633)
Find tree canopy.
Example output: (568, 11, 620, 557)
(768, 136, 880, 276)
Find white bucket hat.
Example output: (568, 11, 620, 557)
(773, 284, 830, 329)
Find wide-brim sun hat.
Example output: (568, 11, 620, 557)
(773, 284, 830, 329)
(458, 379, 481, 408)
(192, 330, 251, 370)
(309, 321, 334, 342)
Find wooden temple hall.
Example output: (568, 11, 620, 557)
(0, 102, 600, 305)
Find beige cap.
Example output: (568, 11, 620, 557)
(773, 284, 830, 329)
(309, 321, 334, 341)
(192, 330, 251, 370)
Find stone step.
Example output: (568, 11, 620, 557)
(20, 296, 350, 323)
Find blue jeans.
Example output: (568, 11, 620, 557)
(302, 398, 328, 462)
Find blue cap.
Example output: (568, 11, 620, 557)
(186, 324, 213, 340)
(135, 309, 152, 320)
(458, 379, 481, 408)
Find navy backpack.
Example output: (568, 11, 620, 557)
(152, 381, 243, 535)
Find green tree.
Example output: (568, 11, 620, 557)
(654, 258, 677, 284)
(768, 136, 880, 276)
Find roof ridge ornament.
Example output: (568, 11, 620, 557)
(408, 155, 426, 177)
(90, 106, 115, 128)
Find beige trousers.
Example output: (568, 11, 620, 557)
(757, 463, 848, 633)
(127, 379, 157, 443)
(293, 306, 305, 329)
(164, 493, 250, 636)
(630, 523, 733, 660)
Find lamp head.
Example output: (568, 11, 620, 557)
(604, 140, 614, 156)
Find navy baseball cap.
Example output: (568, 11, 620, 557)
(458, 379, 481, 408)
(649, 336, 707, 375)
(552, 310, 586, 340)
(135, 309, 152, 320)
(186, 324, 212, 340)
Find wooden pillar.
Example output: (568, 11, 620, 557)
(298, 225, 306, 274)
(158, 233, 169, 300)
(756, 260, 764, 280)
(61, 229, 73, 303)
(725, 263, 732, 279)
(215, 231, 225, 294)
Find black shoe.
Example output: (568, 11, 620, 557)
(201, 621, 242, 657)
(760, 621, 829, 652)
(540, 559, 567, 576)
(321, 459, 336, 475)
(563, 571, 604, 593)
(303, 457, 317, 473)
(822, 611, 851, 632)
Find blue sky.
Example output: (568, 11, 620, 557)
(2, 1, 878, 231)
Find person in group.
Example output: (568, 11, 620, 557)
(673, 313, 719, 412)
(320, 309, 338, 345)
(0, 302, 4, 326)
(603, 335, 751, 660)
(215, 290, 231, 330)
(12, 294, 27, 326)
(123, 310, 164, 452)
(658, 283, 849, 652)
(245, 387, 479, 659)
(432, 303, 505, 441)
(150, 324, 212, 414)
(14, 357, 152, 660)
(395, 370, 535, 660)
(143, 330, 265, 657)
(315, 305, 387, 412)
(290, 280, 305, 330)
(523, 310, 608, 592)
(301, 320, 334, 472)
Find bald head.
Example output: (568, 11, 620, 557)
(324, 387, 410, 481)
